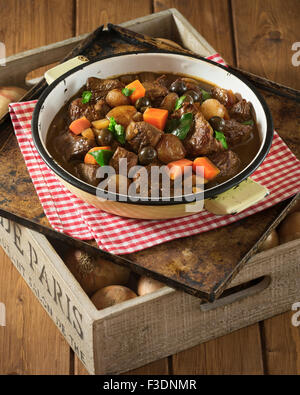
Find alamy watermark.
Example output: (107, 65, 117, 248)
(0, 42, 5, 66)
(291, 302, 300, 327)
(93, 160, 205, 212)
(291, 42, 300, 67)
(0, 302, 6, 326)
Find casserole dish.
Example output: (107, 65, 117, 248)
(32, 51, 273, 219)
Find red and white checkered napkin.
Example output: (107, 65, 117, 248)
(9, 54, 300, 255)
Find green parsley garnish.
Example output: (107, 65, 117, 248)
(108, 117, 125, 145)
(201, 89, 211, 102)
(89, 149, 113, 167)
(168, 113, 193, 140)
(122, 87, 135, 97)
(174, 95, 186, 111)
(82, 90, 92, 104)
(242, 120, 254, 126)
(215, 130, 228, 149)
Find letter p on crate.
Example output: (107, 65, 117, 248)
(0, 302, 6, 326)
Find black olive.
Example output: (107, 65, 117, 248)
(135, 97, 151, 112)
(209, 116, 226, 132)
(138, 146, 157, 165)
(183, 94, 194, 105)
(170, 79, 187, 95)
(185, 89, 201, 102)
(95, 128, 114, 146)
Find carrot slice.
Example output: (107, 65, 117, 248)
(84, 146, 111, 165)
(193, 157, 220, 180)
(125, 80, 146, 103)
(167, 159, 193, 180)
(69, 116, 91, 135)
(143, 108, 169, 130)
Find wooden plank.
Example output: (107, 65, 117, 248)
(0, 0, 74, 80)
(75, 0, 152, 35)
(232, 0, 300, 375)
(0, 0, 75, 375)
(172, 324, 264, 374)
(153, 0, 235, 65)
(232, 0, 300, 89)
(74, 357, 90, 375)
(151, 0, 264, 374)
(0, 0, 74, 56)
(74, 353, 169, 375)
(75, 2, 166, 374)
(126, 358, 169, 375)
(0, 247, 71, 374)
(262, 312, 300, 374)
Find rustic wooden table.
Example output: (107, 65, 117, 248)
(0, 0, 300, 375)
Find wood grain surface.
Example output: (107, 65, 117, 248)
(0, 0, 299, 375)
(0, 248, 70, 374)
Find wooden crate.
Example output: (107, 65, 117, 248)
(0, 9, 299, 374)
(1, 216, 299, 374)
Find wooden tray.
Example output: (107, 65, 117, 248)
(0, 13, 299, 301)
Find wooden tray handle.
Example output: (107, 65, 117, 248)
(200, 275, 271, 311)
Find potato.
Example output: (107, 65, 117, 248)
(81, 127, 95, 144)
(92, 118, 109, 130)
(106, 105, 137, 127)
(0, 86, 27, 117)
(91, 285, 137, 310)
(137, 276, 164, 296)
(65, 249, 130, 295)
(278, 212, 300, 244)
(106, 89, 130, 107)
(258, 229, 279, 252)
(200, 98, 229, 121)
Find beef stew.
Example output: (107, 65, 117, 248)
(46, 72, 261, 198)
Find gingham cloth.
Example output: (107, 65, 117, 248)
(9, 54, 300, 254)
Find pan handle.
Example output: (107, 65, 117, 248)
(44, 56, 89, 85)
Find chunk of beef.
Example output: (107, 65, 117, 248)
(76, 163, 101, 187)
(125, 121, 163, 153)
(86, 77, 124, 101)
(211, 87, 237, 108)
(171, 102, 200, 119)
(223, 119, 253, 147)
(181, 77, 202, 93)
(54, 131, 95, 162)
(184, 112, 224, 157)
(156, 134, 186, 164)
(94, 98, 111, 115)
(69, 98, 110, 122)
(109, 146, 138, 175)
(229, 99, 252, 122)
(208, 150, 241, 178)
(155, 74, 169, 88)
(142, 81, 168, 105)
(160, 93, 179, 113)
(131, 161, 168, 198)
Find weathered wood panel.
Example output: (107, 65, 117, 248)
(232, 0, 300, 89)
(172, 324, 264, 374)
(262, 312, 300, 374)
(154, 0, 235, 65)
(76, 0, 152, 34)
(0, 246, 71, 374)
